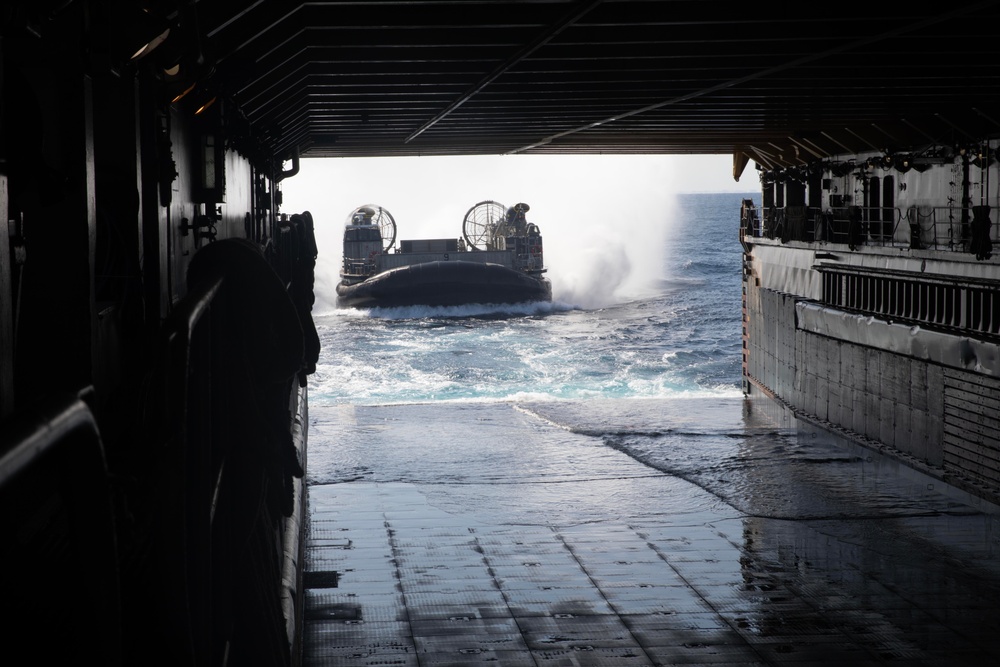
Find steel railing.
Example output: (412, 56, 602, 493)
(0, 392, 123, 664)
(741, 204, 998, 253)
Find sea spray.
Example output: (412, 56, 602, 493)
(546, 237, 632, 309)
(311, 253, 342, 315)
(543, 191, 675, 309)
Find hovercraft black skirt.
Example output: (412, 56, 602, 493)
(337, 260, 551, 308)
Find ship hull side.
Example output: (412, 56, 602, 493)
(744, 240, 1000, 506)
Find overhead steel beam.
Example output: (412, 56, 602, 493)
(506, 2, 999, 154)
(404, 0, 605, 143)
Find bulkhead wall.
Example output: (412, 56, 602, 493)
(744, 247, 1000, 506)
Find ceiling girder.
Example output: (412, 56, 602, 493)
(156, 0, 1000, 163)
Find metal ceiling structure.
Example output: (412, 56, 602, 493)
(183, 0, 1000, 170)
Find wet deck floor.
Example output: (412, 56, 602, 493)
(301, 397, 1000, 666)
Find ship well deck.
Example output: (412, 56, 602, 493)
(301, 397, 1000, 666)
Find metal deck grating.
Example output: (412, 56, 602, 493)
(302, 481, 1000, 666)
(302, 400, 1000, 666)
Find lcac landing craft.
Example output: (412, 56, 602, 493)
(336, 201, 552, 308)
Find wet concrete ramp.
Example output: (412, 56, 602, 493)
(302, 398, 1000, 666)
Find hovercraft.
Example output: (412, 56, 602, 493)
(336, 201, 552, 308)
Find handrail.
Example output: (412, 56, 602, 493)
(0, 392, 104, 487)
(0, 391, 122, 665)
(143, 272, 231, 663)
(163, 276, 223, 350)
(159, 275, 224, 441)
(817, 265, 1000, 338)
(0, 237, 311, 665)
(742, 204, 997, 254)
(814, 262, 1000, 289)
(145, 238, 307, 665)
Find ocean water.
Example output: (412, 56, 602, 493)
(308, 192, 756, 406)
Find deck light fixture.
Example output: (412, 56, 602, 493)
(124, 10, 171, 61)
(170, 82, 196, 104)
(194, 96, 217, 116)
(150, 31, 188, 80)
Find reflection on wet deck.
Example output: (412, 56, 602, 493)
(302, 398, 1000, 666)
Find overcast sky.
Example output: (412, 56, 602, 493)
(280, 153, 759, 309)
